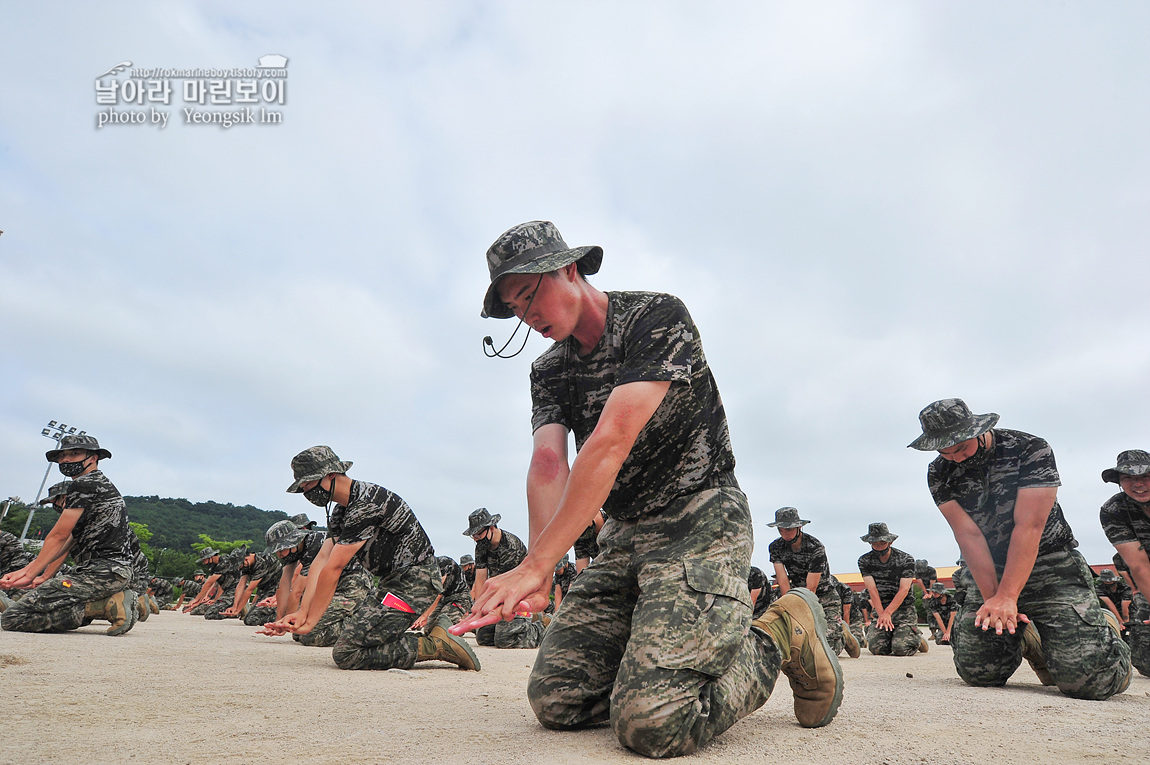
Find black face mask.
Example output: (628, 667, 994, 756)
(58, 458, 89, 477)
(303, 482, 332, 508)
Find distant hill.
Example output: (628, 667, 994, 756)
(124, 495, 296, 553)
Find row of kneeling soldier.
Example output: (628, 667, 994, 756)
(1, 219, 1147, 761)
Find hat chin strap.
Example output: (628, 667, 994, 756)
(483, 274, 543, 359)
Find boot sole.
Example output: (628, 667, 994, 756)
(787, 588, 844, 727)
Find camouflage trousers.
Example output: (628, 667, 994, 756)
(816, 589, 843, 655)
(952, 549, 1131, 699)
(476, 614, 547, 648)
(1128, 593, 1150, 678)
(244, 604, 277, 626)
(527, 482, 781, 759)
(848, 607, 866, 644)
(331, 560, 441, 670)
(1, 560, 131, 633)
(203, 598, 241, 620)
(423, 594, 472, 635)
(188, 600, 214, 616)
(296, 569, 373, 647)
(865, 602, 920, 656)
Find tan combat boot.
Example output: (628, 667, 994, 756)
(0, 590, 14, 613)
(416, 616, 481, 671)
(136, 593, 150, 622)
(84, 590, 138, 636)
(918, 633, 929, 653)
(753, 588, 843, 728)
(841, 625, 861, 659)
(1019, 621, 1054, 685)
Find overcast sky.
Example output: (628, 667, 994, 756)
(1, 2, 1147, 572)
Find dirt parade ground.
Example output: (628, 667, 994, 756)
(1, 611, 1146, 765)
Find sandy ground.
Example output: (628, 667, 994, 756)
(1, 611, 1146, 765)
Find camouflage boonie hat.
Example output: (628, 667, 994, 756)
(463, 507, 501, 536)
(39, 481, 70, 505)
(459, 554, 475, 566)
(555, 554, 570, 571)
(767, 507, 809, 529)
(861, 522, 898, 544)
(265, 519, 306, 555)
(481, 220, 604, 319)
(930, 582, 947, 593)
(46, 433, 112, 462)
(287, 446, 352, 493)
(290, 512, 318, 529)
(1102, 449, 1150, 484)
(196, 548, 219, 564)
(194, 570, 205, 577)
(908, 398, 999, 451)
(1097, 569, 1120, 583)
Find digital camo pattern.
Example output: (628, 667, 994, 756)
(63, 470, 132, 567)
(865, 603, 921, 656)
(1099, 490, 1150, 549)
(767, 531, 834, 597)
(928, 429, 1076, 566)
(182, 579, 202, 598)
(476, 615, 547, 648)
(529, 292, 736, 521)
(553, 564, 575, 599)
(1, 560, 131, 633)
(474, 528, 527, 577)
(297, 567, 373, 647)
(574, 520, 600, 561)
(747, 565, 773, 619)
(528, 484, 781, 758)
(437, 555, 470, 607)
(331, 480, 434, 579)
(949, 549, 1130, 698)
(915, 562, 937, 588)
(1128, 593, 1150, 677)
(241, 552, 283, 596)
(858, 547, 917, 608)
(0, 531, 32, 576)
(849, 591, 867, 643)
(816, 586, 844, 656)
(128, 531, 150, 593)
(929, 593, 956, 621)
(331, 559, 441, 670)
(1096, 579, 1132, 607)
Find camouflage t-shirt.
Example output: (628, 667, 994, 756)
(211, 553, 243, 595)
(65, 470, 132, 567)
(831, 575, 854, 610)
(929, 594, 955, 620)
(1096, 580, 1132, 604)
(151, 578, 174, 598)
(474, 529, 527, 577)
(530, 291, 736, 520)
(0, 530, 32, 576)
(927, 429, 1076, 567)
(1099, 491, 1150, 551)
(437, 555, 470, 605)
(853, 590, 871, 615)
(330, 480, 434, 579)
(241, 552, 283, 595)
(768, 532, 834, 596)
(574, 520, 600, 561)
(463, 566, 475, 590)
(553, 564, 576, 598)
(915, 562, 937, 586)
(183, 580, 203, 598)
(858, 547, 916, 608)
(747, 565, 774, 618)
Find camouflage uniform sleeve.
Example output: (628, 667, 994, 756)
(1017, 435, 1061, 489)
(474, 540, 489, 571)
(614, 294, 695, 387)
(1100, 494, 1139, 547)
(926, 458, 954, 507)
(529, 346, 570, 434)
(767, 538, 784, 564)
(897, 551, 916, 580)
